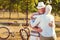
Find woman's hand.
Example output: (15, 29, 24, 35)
(48, 21, 53, 27)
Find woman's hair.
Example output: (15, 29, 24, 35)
(45, 5, 52, 14)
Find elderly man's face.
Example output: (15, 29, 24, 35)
(38, 8, 45, 14)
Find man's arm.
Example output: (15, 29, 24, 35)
(29, 22, 42, 32)
(29, 16, 42, 32)
(30, 16, 40, 27)
(30, 13, 39, 19)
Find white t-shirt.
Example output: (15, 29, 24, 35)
(31, 14, 56, 37)
(29, 12, 40, 27)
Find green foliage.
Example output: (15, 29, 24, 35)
(0, 0, 60, 15)
(51, 0, 60, 16)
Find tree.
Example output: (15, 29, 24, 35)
(52, 0, 60, 16)
(0, 0, 60, 16)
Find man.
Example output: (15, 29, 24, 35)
(29, 2, 45, 40)
(30, 4, 56, 40)
(30, 2, 45, 32)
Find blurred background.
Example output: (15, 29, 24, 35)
(0, 0, 60, 40)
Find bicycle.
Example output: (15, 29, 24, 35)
(0, 25, 30, 40)
(0, 26, 40, 40)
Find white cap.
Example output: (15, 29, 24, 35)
(37, 2, 45, 9)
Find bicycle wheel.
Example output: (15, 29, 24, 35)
(24, 27, 30, 36)
(19, 29, 29, 40)
(0, 27, 10, 39)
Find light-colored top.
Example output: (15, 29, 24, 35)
(30, 14, 56, 37)
(29, 12, 40, 27)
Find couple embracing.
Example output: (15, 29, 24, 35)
(29, 2, 57, 40)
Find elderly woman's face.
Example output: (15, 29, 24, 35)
(38, 8, 45, 14)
